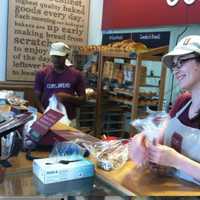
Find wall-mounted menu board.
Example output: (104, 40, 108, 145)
(7, 0, 90, 81)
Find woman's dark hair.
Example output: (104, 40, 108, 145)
(193, 52, 200, 63)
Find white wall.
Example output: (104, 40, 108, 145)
(88, 0, 103, 45)
(0, 0, 8, 81)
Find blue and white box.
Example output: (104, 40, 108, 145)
(33, 157, 95, 184)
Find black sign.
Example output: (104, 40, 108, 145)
(102, 33, 131, 45)
(102, 31, 170, 48)
(132, 32, 170, 48)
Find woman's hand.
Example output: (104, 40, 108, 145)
(128, 133, 148, 165)
(147, 142, 179, 168)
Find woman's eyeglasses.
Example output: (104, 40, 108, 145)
(171, 56, 199, 71)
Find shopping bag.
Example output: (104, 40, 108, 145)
(45, 95, 71, 126)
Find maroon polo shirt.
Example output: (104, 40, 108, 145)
(170, 92, 200, 129)
(34, 64, 86, 120)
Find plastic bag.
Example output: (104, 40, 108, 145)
(131, 111, 169, 142)
(52, 138, 128, 171)
(128, 111, 169, 166)
(23, 109, 38, 149)
(1, 130, 22, 160)
(49, 141, 86, 161)
(90, 140, 128, 171)
(1, 132, 15, 160)
(45, 95, 71, 126)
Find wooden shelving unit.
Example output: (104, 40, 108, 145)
(73, 46, 168, 137)
(95, 46, 168, 136)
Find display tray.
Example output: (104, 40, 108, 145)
(0, 171, 132, 197)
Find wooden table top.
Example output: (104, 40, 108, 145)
(4, 151, 200, 196)
(53, 130, 200, 196)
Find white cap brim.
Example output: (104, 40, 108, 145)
(49, 50, 67, 56)
(49, 42, 70, 56)
(162, 48, 193, 67)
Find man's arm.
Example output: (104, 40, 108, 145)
(34, 91, 45, 113)
(55, 92, 86, 105)
(34, 70, 45, 113)
(55, 71, 86, 105)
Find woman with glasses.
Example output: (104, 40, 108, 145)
(129, 35, 200, 185)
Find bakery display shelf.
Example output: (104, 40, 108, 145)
(138, 100, 159, 106)
(108, 89, 159, 100)
(112, 89, 133, 97)
(79, 119, 95, 122)
(109, 96, 159, 106)
(108, 96, 132, 106)
(146, 75, 160, 78)
(76, 50, 98, 56)
(107, 90, 132, 97)
(74, 44, 168, 136)
(101, 51, 133, 59)
(104, 120, 124, 125)
(80, 111, 96, 115)
(140, 84, 159, 88)
(99, 46, 168, 135)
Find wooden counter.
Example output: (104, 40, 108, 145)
(95, 160, 200, 196)
(3, 150, 200, 196)
(0, 105, 200, 196)
(54, 130, 200, 196)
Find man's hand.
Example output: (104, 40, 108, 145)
(55, 92, 86, 105)
(55, 92, 72, 103)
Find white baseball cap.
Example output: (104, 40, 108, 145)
(162, 35, 200, 67)
(49, 42, 71, 56)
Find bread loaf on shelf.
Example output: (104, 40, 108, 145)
(77, 39, 148, 54)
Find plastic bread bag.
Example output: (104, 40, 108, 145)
(128, 111, 169, 166)
(49, 141, 87, 162)
(1, 132, 15, 160)
(91, 140, 128, 171)
(45, 95, 71, 126)
(22, 108, 38, 150)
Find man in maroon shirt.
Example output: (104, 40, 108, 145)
(34, 42, 86, 126)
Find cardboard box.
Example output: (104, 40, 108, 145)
(33, 157, 94, 184)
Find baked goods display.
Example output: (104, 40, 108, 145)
(78, 39, 148, 54)
(85, 88, 96, 100)
(108, 89, 159, 106)
(75, 42, 167, 128)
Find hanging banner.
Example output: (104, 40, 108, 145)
(7, 0, 90, 81)
(102, 0, 200, 30)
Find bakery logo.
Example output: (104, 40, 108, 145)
(166, 0, 196, 6)
(183, 37, 192, 45)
